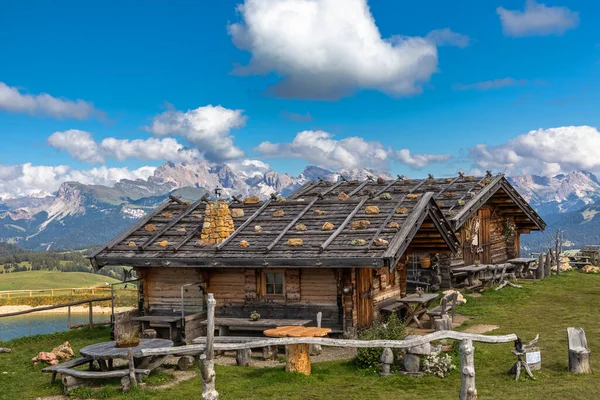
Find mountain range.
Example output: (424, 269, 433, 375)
(0, 162, 598, 253)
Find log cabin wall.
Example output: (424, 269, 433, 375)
(137, 267, 206, 315)
(206, 267, 343, 332)
(373, 267, 402, 310)
(439, 204, 521, 288)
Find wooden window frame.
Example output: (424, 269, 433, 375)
(260, 270, 286, 300)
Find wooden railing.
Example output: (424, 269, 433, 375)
(0, 296, 113, 330)
(0, 286, 135, 299)
(138, 293, 517, 400)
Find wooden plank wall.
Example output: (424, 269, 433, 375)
(138, 268, 205, 315)
(373, 267, 401, 308)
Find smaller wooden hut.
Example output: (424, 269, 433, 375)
(91, 183, 459, 337)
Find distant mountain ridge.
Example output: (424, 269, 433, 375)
(0, 162, 598, 252)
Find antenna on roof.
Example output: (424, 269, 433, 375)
(486, 170, 493, 177)
(428, 174, 434, 180)
(397, 175, 405, 180)
(214, 187, 222, 198)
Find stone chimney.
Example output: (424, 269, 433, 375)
(200, 201, 235, 244)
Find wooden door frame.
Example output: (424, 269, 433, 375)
(355, 268, 374, 330)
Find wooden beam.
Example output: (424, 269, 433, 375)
(320, 197, 370, 252)
(374, 177, 402, 197)
(216, 199, 273, 250)
(89, 198, 176, 259)
(348, 177, 374, 197)
(367, 195, 407, 250)
(172, 220, 204, 251)
(168, 195, 184, 205)
(139, 194, 208, 250)
(436, 174, 461, 197)
(265, 197, 321, 253)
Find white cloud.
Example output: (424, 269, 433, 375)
(0, 163, 155, 199)
(256, 130, 451, 170)
(144, 105, 247, 162)
(454, 78, 529, 91)
(0, 82, 99, 120)
(394, 149, 452, 169)
(469, 126, 600, 176)
(497, 1, 579, 37)
(228, 0, 439, 99)
(226, 159, 271, 177)
(48, 130, 201, 164)
(426, 28, 471, 48)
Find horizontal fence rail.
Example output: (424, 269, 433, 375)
(0, 286, 135, 299)
(137, 292, 516, 400)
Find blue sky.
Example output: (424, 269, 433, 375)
(1, 0, 599, 197)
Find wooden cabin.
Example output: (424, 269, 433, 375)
(90, 183, 459, 338)
(293, 173, 546, 289)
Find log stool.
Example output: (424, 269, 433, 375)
(402, 335, 431, 376)
(568, 327, 591, 374)
(263, 326, 331, 376)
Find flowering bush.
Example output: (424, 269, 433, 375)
(355, 314, 405, 370)
(422, 352, 456, 378)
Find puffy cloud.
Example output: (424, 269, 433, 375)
(228, 0, 438, 99)
(0, 81, 99, 120)
(144, 105, 246, 162)
(393, 149, 452, 169)
(48, 130, 201, 164)
(256, 130, 451, 170)
(454, 78, 529, 91)
(469, 126, 600, 176)
(226, 159, 271, 177)
(426, 28, 471, 48)
(497, 1, 579, 37)
(0, 163, 155, 199)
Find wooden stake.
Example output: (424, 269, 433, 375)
(459, 339, 478, 400)
(200, 294, 218, 400)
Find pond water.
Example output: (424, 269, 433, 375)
(0, 314, 104, 342)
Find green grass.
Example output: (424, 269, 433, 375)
(2, 272, 600, 399)
(0, 270, 120, 292)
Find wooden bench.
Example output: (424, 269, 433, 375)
(42, 357, 93, 384)
(427, 293, 458, 331)
(568, 327, 591, 374)
(58, 367, 151, 393)
(379, 301, 406, 319)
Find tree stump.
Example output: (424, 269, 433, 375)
(433, 315, 452, 331)
(262, 346, 277, 360)
(380, 347, 393, 376)
(285, 344, 311, 375)
(569, 349, 591, 374)
(403, 353, 421, 374)
(62, 376, 85, 394)
(178, 355, 195, 371)
(236, 349, 251, 366)
(536, 254, 545, 280)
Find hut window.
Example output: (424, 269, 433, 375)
(264, 272, 284, 296)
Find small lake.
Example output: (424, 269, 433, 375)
(0, 314, 107, 342)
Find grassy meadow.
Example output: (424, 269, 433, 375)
(1, 271, 599, 399)
(0, 270, 120, 292)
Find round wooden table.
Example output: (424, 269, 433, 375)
(80, 339, 173, 371)
(264, 326, 331, 376)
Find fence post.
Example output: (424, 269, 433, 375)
(200, 293, 218, 400)
(88, 301, 93, 328)
(67, 306, 71, 330)
(536, 253, 545, 280)
(459, 339, 477, 400)
(51, 289, 54, 296)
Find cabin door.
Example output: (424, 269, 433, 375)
(356, 268, 374, 330)
(478, 207, 492, 264)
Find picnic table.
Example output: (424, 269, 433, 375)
(201, 317, 312, 335)
(263, 326, 331, 375)
(397, 293, 439, 329)
(80, 338, 173, 370)
(131, 315, 181, 343)
(507, 258, 538, 278)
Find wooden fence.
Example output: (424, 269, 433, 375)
(138, 293, 517, 400)
(0, 296, 113, 330)
(0, 286, 135, 299)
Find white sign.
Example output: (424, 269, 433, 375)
(526, 351, 541, 364)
